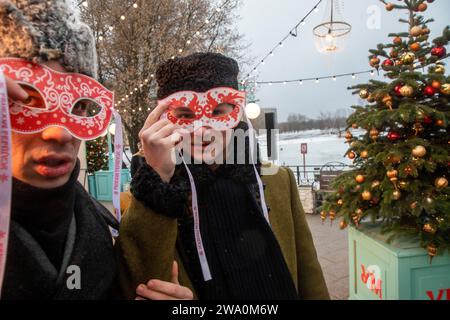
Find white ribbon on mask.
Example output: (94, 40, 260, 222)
(111, 109, 123, 237)
(177, 115, 271, 282)
(0, 71, 12, 298)
(180, 152, 212, 282)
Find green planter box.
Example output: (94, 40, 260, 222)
(349, 223, 450, 300)
(87, 174, 97, 198)
(91, 169, 131, 201)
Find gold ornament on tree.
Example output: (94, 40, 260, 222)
(320, 211, 327, 223)
(398, 180, 408, 189)
(434, 64, 445, 74)
(400, 85, 414, 97)
(370, 56, 380, 67)
(329, 210, 336, 225)
(440, 83, 450, 95)
(435, 177, 448, 189)
(355, 208, 363, 217)
(409, 42, 421, 52)
(417, 3, 427, 12)
(359, 89, 369, 99)
(369, 128, 379, 140)
(361, 190, 372, 201)
(412, 145, 427, 158)
(392, 190, 401, 200)
(382, 94, 393, 110)
(423, 223, 436, 234)
(427, 243, 437, 264)
(409, 26, 423, 37)
(345, 131, 353, 142)
(400, 52, 416, 65)
(371, 180, 381, 189)
(355, 174, 365, 183)
(387, 169, 398, 182)
(352, 216, 360, 226)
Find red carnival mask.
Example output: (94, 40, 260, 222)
(0, 58, 114, 140)
(159, 87, 245, 132)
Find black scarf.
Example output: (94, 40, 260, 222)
(11, 161, 79, 269)
(176, 165, 299, 300)
(3, 160, 117, 300)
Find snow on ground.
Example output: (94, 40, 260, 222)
(123, 129, 360, 168)
(258, 129, 360, 166)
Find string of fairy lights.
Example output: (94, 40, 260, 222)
(251, 69, 377, 87)
(79, 0, 380, 114)
(241, 0, 324, 84)
(109, 0, 233, 113)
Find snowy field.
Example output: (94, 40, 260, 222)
(123, 129, 359, 168)
(258, 129, 356, 167)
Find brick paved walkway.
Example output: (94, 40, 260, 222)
(305, 213, 349, 300)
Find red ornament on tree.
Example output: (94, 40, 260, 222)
(387, 131, 401, 141)
(424, 85, 435, 96)
(382, 59, 394, 71)
(423, 116, 433, 124)
(431, 46, 447, 58)
(394, 84, 403, 96)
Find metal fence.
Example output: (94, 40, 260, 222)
(283, 162, 354, 188)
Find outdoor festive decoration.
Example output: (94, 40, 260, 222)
(86, 137, 109, 173)
(243, 0, 323, 82)
(313, 0, 351, 53)
(321, 0, 449, 260)
(108, 0, 234, 108)
(252, 69, 376, 87)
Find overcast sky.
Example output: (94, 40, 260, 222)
(236, 0, 450, 122)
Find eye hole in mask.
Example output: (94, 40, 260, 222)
(71, 99, 102, 117)
(171, 106, 196, 120)
(212, 103, 236, 118)
(18, 84, 46, 109)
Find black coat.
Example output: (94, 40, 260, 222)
(2, 182, 118, 300)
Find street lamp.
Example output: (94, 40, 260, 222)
(245, 102, 261, 120)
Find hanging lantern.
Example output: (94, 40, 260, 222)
(313, 0, 351, 54)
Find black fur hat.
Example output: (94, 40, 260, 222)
(156, 52, 239, 99)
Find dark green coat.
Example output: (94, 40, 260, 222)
(116, 164, 330, 299)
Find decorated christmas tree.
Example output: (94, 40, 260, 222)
(321, 0, 449, 260)
(86, 137, 109, 174)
